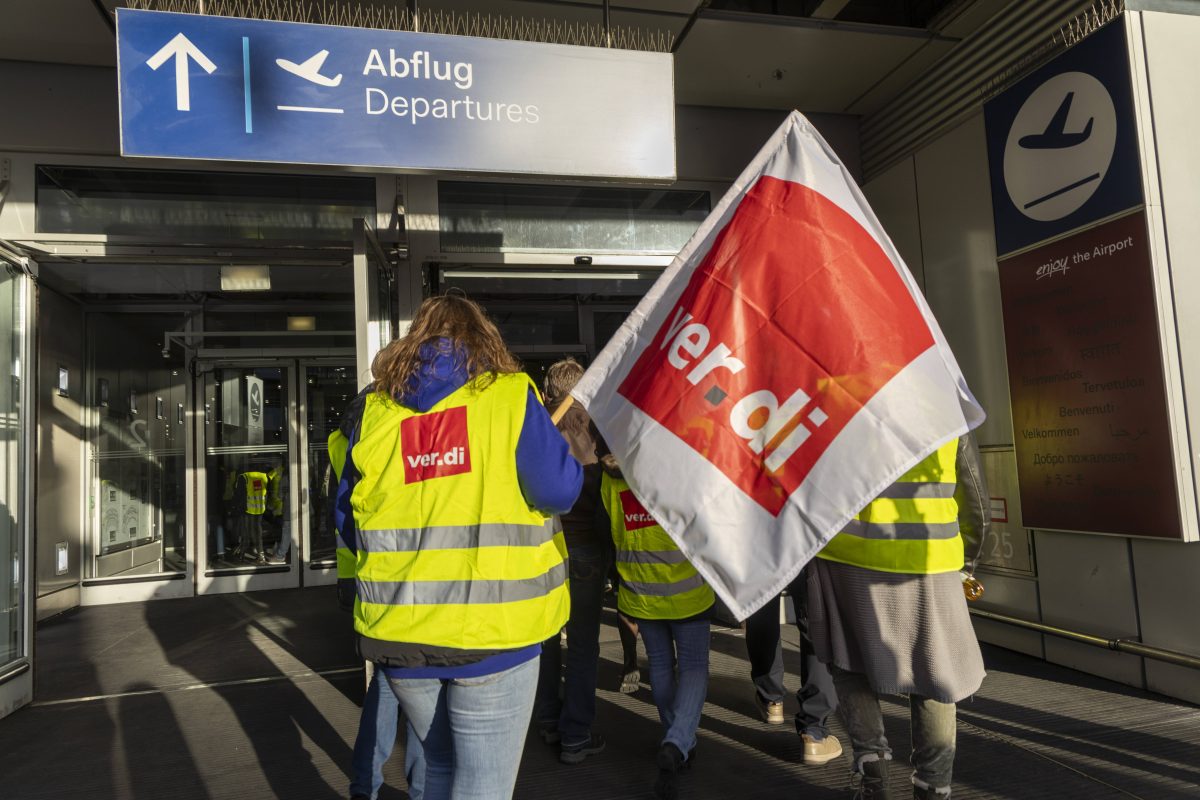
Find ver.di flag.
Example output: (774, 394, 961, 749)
(571, 111, 986, 620)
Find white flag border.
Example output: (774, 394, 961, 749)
(572, 110, 985, 620)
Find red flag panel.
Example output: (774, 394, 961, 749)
(618, 176, 934, 514)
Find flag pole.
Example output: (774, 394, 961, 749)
(549, 394, 575, 426)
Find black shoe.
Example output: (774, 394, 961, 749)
(538, 724, 561, 746)
(350, 795, 370, 800)
(560, 733, 606, 764)
(654, 743, 687, 800)
(852, 756, 891, 800)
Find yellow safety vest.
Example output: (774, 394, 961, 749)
(242, 471, 269, 516)
(818, 439, 964, 574)
(329, 430, 354, 581)
(350, 373, 569, 650)
(602, 473, 714, 621)
(267, 465, 284, 515)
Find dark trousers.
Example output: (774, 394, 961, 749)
(833, 667, 957, 790)
(744, 565, 837, 737)
(535, 543, 609, 747)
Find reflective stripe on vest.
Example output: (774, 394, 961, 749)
(818, 439, 964, 574)
(329, 430, 354, 580)
(602, 473, 713, 620)
(350, 373, 568, 650)
(242, 471, 268, 515)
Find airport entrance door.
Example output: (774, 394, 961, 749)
(195, 359, 355, 595)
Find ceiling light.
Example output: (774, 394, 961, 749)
(287, 315, 317, 331)
(441, 270, 644, 280)
(220, 265, 271, 291)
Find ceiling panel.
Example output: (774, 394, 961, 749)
(674, 14, 960, 113)
(0, 0, 117, 67)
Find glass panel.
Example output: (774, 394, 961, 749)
(0, 266, 27, 666)
(593, 310, 632, 352)
(37, 166, 375, 241)
(204, 367, 291, 570)
(202, 308, 355, 351)
(304, 366, 357, 567)
(88, 313, 187, 578)
(439, 181, 710, 254)
(488, 305, 579, 348)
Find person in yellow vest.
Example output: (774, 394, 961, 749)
(239, 468, 270, 564)
(266, 460, 290, 564)
(267, 461, 285, 517)
(807, 436, 989, 800)
(330, 386, 424, 800)
(533, 358, 611, 764)
(336, 294, 582, 800)
(220, 466, 242, 560)
(601, 454, 714, 800)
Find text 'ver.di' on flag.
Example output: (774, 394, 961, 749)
(572, 111, 985, 620)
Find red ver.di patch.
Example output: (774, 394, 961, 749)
(620, 490, 657, 531)
(401, 406, 472, 484)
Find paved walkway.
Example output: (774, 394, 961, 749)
(3, 587, 1197, 799)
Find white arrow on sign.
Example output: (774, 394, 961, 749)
(146, 33, 217, 112)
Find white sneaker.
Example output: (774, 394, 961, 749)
(754, 692, 785, 724)
(801, 733, 843, 765)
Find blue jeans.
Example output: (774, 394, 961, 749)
(350, 669, 425, 799)
(535, 543, 608, 746)
(832, 667, 957, 792)
(385, 656, 539, 800)
(638, 617, 710, 758)
(744, 566, 837, 738)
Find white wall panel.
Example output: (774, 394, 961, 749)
(912, 113, 1011, 448)
(35, 289, 84, 620)
(1136, 11, 1200, 541)
(1130, 538, 1200, 703)
(1035, 530, 1144, 687)
(971, 573, 1044, 658)
(862, 157, 924, 290)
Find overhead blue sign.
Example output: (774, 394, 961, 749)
(984, 19, 1143, 256)
(116, 9, 675, 179)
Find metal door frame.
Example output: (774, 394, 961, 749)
(194, 358, 302, 595)
(0, 259, 34, 719)
(79, 311, 198, 606)
(296, 359, 355, 588)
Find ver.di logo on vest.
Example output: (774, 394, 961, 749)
(401, 406, 472, 484)
(619, 490, 657, 531)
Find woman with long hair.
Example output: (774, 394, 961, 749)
(336, 294, 582, 800)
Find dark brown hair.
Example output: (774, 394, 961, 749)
(371, 294, 520, 399)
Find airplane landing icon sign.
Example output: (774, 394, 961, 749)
(276, 50, 342, 86)
(1003, 71, 1117, 223)
(1018, 92, 1094, 150)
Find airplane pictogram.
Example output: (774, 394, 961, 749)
(1019, 92, 1093, 150)
(276, 50, 342, 87)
